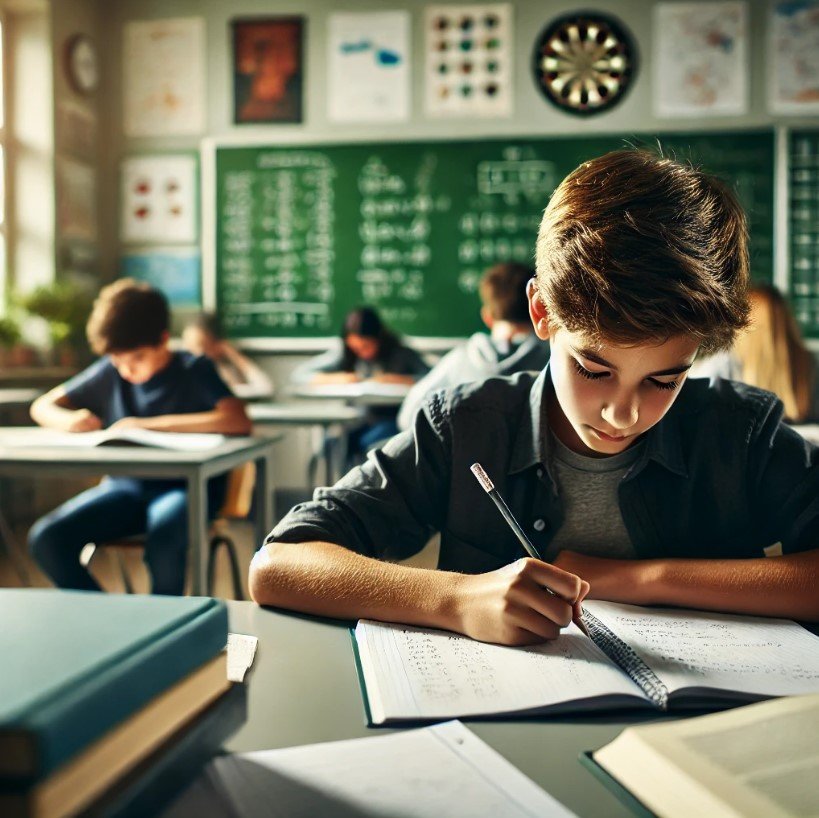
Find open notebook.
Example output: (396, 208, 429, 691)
(353, 601, 819, 725)
(0, 428, 226, 451)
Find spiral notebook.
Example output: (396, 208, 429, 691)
(352, 601, 819, 725)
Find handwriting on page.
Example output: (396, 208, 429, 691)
(364, 621, 640, 718)
(586, 602, 819, 696)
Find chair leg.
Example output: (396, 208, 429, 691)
(207, 535, 245, 601)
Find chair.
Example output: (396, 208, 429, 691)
(79, 464, 256, 599)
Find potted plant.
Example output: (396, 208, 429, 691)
(0, 314, 21, 367)
(17, 280, 94, 367)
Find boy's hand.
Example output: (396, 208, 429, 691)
(108, 416, 145, 431)
(67, 409, 102, 433)
(453, 558, 590, 646)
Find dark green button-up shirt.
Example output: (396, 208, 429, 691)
(269, 368, 819, 571)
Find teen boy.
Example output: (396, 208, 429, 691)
(249, 150, 819, 645)
(29, 279, 251, 595)
(397, 261, 550, 430)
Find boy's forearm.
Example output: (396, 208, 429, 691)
(560, 550, 819, 621)
(249, 540, 464, 629)
(139, 409, 251, 435)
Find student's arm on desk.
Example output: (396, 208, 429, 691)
(249, 541, 588, 647)
(110, 397, 251, 435)
(30, 386, 102, 432)
(553, 549, 819, 621)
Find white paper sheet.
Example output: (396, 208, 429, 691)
(653, 2, 748, 117)
(124, 17, 205, 136)
(226, 633, 258, 683)
(355, 619, 641, 723)
(327, 12, 410, 122)
(205, 721, 576, 818)
(585, 601, 819, 698)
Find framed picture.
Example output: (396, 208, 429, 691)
(232, 17, 304, 124)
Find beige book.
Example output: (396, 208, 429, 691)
(591, 693, 819, 818)
(1, 654, 230, 818)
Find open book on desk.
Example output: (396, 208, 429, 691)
(0, 428, 226, 451)
(352, 601, 819, 725)
(583, 692, 819, 818)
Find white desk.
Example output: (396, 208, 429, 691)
(0, 429, 280, 594)
(291, 382, 411, 408)
(249, 402, 365, 485)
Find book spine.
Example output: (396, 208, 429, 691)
(584, 610, 669, 710)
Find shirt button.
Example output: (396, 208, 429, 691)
(533, 519, 546, 532)
(536, 468, 544, 479)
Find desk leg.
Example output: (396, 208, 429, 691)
(187, 473, 207, 596)
(254, 453, 275, 553)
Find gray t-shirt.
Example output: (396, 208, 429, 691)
(544, 434, 643, 561)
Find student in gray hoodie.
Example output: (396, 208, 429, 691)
(398, 262, 550, 430)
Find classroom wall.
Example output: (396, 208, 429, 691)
(67, 0, 819, 490)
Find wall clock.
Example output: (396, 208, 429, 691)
(65, 34, 99, 95)
(532, 12, 636, 116)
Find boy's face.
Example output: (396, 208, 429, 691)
(109, 334, 171, 384)
(527, 282, 699, 457)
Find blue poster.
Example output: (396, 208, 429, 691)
(121, 249, 201, 306)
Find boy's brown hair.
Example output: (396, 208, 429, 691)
(535, 149, 750, 355)
(479, 262, 534, 323)
(86, 278, 169, 355)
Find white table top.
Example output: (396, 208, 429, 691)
(249, 401, 365, 425)
(0, 427, 278, 469)
(291, 382, 411, 407)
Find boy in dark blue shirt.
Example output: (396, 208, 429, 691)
(29, 279, 251, 594)
(250, 150, 819, 645)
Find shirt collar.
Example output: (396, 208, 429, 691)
(508, 363, 689, 480)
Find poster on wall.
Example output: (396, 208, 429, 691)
(120, 155, 198, 244)
(327, 12, 410, 122)
(769, 1, 819, 114)
(121, 248, 201, 307)
(653, 2, 748, 117)
(424, 3, 512, 118)
(57, 159, 97, 242)
(123, 17, 205, 137)
(232, 17, 304, 124)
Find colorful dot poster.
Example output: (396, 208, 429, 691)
(425, 3, 512, 118)
(327, 11, 410, 123)
(120, 155, 198, 245)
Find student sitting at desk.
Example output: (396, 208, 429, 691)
(397, 261, 550, 431)
(694, 283, 819, 423)
(250, 150, 819, 645)
(182, 312, 274, 400)
(292, 306, 429, 453)
(28, 279, 251, 595)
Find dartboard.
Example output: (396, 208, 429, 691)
(532, 13, 637, 116)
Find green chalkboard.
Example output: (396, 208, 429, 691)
(212, 130, 774, 340)
(789, 130, 819, 339)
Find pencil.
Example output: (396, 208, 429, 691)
(470, 462, 590, 638)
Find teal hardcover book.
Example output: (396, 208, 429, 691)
(0, 589, 227, 781)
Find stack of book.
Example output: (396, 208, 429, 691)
(0, 589, 246, 818)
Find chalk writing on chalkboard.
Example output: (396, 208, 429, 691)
(208, 132, 774, 342)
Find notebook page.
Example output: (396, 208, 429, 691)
(204, 721, 578, 818)
(355, 619, 645, 722)
(585, 601, 819, 698)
